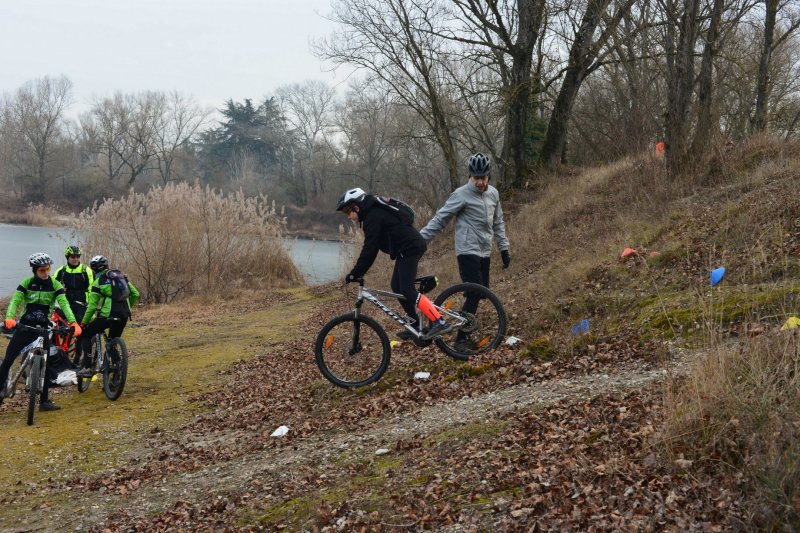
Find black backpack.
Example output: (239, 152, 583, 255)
(105, 270, 131, 302)
(375, 196, 415, 226)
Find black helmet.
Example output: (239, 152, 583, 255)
(64, 245, 82, 257)
(336, 187, 366, 212)
(467, 153, 491, 177)
(29, 252, 53, 269)
(89, 255, 109, 273)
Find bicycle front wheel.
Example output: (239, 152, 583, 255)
(103, 338, 128, 401)
(27, 355, 41, 426)
(314, 314, 391, 388)
(433, 282, 507, 361)
(78, 334, 102, 393)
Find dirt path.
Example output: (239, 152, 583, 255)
(9, 348, 694, 532)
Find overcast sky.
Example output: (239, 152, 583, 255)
(0, 0, 347, 116)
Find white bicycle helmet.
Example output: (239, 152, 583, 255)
(336, 187, 366, 212)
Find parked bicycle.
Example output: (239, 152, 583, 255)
(315, 275, 507, 388)
(77, 317, 128, 401)
(51, 307, 79, 366)
(1, 321, 72, 425)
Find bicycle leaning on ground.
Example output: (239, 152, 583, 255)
(77, 317, 128, 401)
(1, 322, 73, 425)
(314, 275, 507, 388)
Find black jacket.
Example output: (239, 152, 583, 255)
(349, 195, 427, 278)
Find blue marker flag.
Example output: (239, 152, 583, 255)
(710, 267, 726, 286)
(571, 319, 590, 336)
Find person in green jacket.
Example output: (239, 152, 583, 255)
(54, 245, 93, 363)
(78, 255, 140, 375)
(54, 245, 94, 322)
(0, 253, 83, 411)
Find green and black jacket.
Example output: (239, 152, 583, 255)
(5, 276, 77, 323)
(83, 269, 140, 323)
(54, 263, 94, 305)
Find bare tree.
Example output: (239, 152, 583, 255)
(444, 0, 547, 187)
(83, 92, 160, 187)
(277, 80, 338, 199)
(537, 0, 638, 171)
(751, 0, 800, 131)
(0, 75, 74, 201)
(335, 80, 399, 193)
(317, 0, 463, 188)
(152, 92, 211, 185)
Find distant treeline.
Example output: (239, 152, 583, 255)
(1, 0, 798, 211)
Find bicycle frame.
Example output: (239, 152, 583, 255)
(3, 335, 46, 399)
(354, 283, 467, 340)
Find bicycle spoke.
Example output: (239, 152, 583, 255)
(315, 315, 390, 388)
(434, 283, 507, 361)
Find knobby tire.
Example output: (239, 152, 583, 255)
(433, 282, 507, 361)
(103, 338, 128, 401)
(314, 314, 391, 388)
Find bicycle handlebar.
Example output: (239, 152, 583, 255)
(2, 322, 74, 336)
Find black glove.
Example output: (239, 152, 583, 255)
(345, 273, 360, 283)
(501, 250, 511, 269)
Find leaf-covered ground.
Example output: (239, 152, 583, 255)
(0, 282, 746, 532)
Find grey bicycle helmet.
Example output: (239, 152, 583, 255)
(89, 255, 109, 273)
(336, 187, 366, 212)
(467, 152, 491, 177)
(29, 252, 53, 269)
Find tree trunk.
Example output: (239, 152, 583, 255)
(664, 0, 701, 176)
(538, 0, 614, 171)
(751, 0, 778, 132)
(689, 0, 725, 157)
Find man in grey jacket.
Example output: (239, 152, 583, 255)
(420, 152, 510, 347)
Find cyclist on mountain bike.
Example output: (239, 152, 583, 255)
(78, 256, 139, 376)
(420, 153, 510, 348)
(54, 245, 93, 361)
(0, 253, 82, 411)
(337, 188, 451, 340)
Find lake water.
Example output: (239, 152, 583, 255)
(0, 224, 344, 296)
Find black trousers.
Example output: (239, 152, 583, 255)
(0, 329, 53, 402)
(391, 253, 423, 324)
(457, 254, 491, 315)
(80, 316, 128, 359)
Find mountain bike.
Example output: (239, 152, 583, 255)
(51, 306, 79, 365)
(1, 321, 73, 425)
(77, 317, 128, 401)
(314, 275, 506, 388)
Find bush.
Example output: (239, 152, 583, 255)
(72, 182, 302, 303)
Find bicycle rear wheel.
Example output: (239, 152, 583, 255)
(433, 282, 507, 361)
(27, 355, 41, 426)
(315, 314, 391, 388)
(103, 338, 128, 401)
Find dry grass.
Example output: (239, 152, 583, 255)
(665, 332, 800, 528)
(71, 182, 302, 303)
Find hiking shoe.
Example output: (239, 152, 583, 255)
(454, 338, 479, 352)
(75, 368, 94, 378)
(396, 329, 418, 341)
(422, 320, 454, 340)
(39, 401, 61, 412)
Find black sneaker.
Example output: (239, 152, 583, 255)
(396, 329, 418, 341)
(454, 338, 479, 352)
(422, 320, 454, 340)
(75, 368, 94, 378)
(39, 401, 61, 412)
